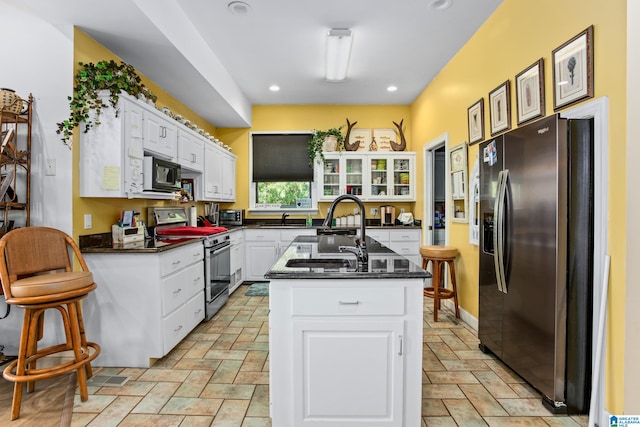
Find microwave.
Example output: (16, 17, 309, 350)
(219, 209, 244, 226)
(143, 156, 182, 192)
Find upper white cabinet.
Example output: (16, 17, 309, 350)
(177, 129, 204, 173)
(143, 108, 177, 161)
(80, 94, 145, 198)
(79, 91, 235, 200)
(317, 152, 415, 201)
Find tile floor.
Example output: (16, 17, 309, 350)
(69, 285, 589, 426)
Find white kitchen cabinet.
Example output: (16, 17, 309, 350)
(367, 228, 422, 267)
(317, 152, 415, 201)
(80, 93, 145, 198)
(229, 229, 244, 293)
(177, 129, 204, 173)
(221, 151, 236, 201)
(244, 228, 315, 280)
(270, 280, 423, 426)
(143, 107, 177, 161)
(83, 241, 205, 367)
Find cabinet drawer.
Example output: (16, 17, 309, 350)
(186, 291, 205, 331)
(162, 262, 203, 315)
(390, 242, 419, 258)
(280, 228, 315, 243)
(367, 230, 389, 245)
(291, 286, 405, 316)
(160, 243, 204, 277)
(244, 229, 279, 242)
(163, 305, 187, 353)
(389, 230, 420, 242)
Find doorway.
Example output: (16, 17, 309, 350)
(422, 133, 448, 246)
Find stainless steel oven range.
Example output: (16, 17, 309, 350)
(152, 207, 230, 322)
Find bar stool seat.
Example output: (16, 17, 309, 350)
(0, 227, 100, 420)
(420, 245, 460, 321)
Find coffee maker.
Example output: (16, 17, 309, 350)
(380, 205, 396, 226)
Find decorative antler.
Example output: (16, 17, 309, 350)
(343, 118, 359, 151)
(390, 119, 407, 151)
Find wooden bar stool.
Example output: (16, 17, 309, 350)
(0, 227, 100, 420)
(420, 245, 460, 321)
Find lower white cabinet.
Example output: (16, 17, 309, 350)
(244, 228, 315, 281)
(270, 280, 423, 426)
(229, 229, 244, 293)
(368, 228, 422, 267)
(84, 241, 205, 367)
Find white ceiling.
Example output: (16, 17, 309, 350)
(17, 0, 502, 128)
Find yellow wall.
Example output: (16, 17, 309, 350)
(72, 29, 218, 238)
(217, 104, 414, 220)
(409, 0, 627, 412)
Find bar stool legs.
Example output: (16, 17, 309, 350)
(420, 245, 460, 322)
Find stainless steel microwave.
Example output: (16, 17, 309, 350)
(219, 209, 244, 225)
(143, 156, 181, 192)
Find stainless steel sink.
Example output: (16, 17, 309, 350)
(285, 258, 355, 269)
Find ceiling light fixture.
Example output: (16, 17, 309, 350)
(228, 1, 251, 15)
(269, 85, 280, 92)
(387, 85, 398, 92)
(429, 0, 452, 11)
(325, 28, 353, 82)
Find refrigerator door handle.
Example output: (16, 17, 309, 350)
(493, 169, 509, 293)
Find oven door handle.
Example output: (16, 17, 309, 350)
(211, 243, 230, 256)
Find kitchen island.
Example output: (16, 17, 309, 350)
(266, 234, 428, 427)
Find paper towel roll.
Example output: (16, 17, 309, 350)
(189, 206, 198, 226)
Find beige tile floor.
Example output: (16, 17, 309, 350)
(69, 285, 589, 426)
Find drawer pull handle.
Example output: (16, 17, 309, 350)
(195, 309, 202, 315)
(338, 300, 360, 305)
(172, 260, 181, 266)
(173, 288, 182, 294)
(174, 325, 183, 332)
(194, 277, 201, 283)
(398, 335, 404, 356)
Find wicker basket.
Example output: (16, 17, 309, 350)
(0, 88, 24, 114)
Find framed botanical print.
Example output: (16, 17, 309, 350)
(467, 98, 484, 145)
(515, 58, 545, 125)
(489, 80, 511, 135)
(552, 26, 594, 110)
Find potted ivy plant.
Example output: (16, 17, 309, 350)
(56, 60, 157, 147)
(308, 126, 344, 168)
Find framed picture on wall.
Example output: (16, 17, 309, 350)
(515, 58, 545, 125)
(181, 178, 194, 202)
(489, 80, 511, 135)
(552, 25, 594, 110)
(348, 128, 371, 151)
(467, 98, 484, 145)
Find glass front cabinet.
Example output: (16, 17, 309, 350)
(317, 152, 415, 201)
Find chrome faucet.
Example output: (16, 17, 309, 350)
(322, 194, 368, 271)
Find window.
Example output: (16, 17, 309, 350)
(250, 132, 318, 212)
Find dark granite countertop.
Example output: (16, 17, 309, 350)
(265, 235, 429, 280)
(79, 232, 203, 254)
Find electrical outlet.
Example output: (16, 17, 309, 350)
(45, 158, 56, 176)
(370, 207, 378, 216)
(353, 208, 358, 215)
(84, 214, 92, 229)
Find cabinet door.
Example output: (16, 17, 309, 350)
(178, 130, 204, 173)
(318, 155, 342, 200)
(221, 153, 236, 201)
(292, 320, 404, 426)
(344, 156, 364, 197)
(144, 110, 177, 161)
(367, 155, 391, 199)
(245, 243, 278, 280)
(204, 142, 223, 200)
(391, 156, 414, 199)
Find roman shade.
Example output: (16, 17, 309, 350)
(252, 133, 314, 182)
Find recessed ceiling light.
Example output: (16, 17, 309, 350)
(269, 85, 280, 92)
(429, 0, 452, 11)
(228, 1, 251, 15)
(387, 86, 398, 92)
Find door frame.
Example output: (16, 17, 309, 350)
(422, 133, 449, 246)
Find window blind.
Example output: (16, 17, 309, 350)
(252, 133, 314, 182)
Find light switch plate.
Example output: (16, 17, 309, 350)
(45, 158, 56, 176)
(84, 214, 92, 229)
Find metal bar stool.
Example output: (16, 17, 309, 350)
(0, 227, 100, 420)
(420, 245, 460, 321)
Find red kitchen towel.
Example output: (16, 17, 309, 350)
(156, 226, 228, 236)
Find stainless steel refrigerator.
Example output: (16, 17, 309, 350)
(478, 114, 593, 414)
